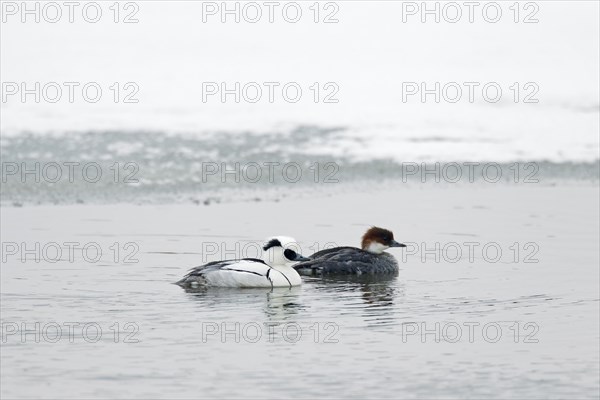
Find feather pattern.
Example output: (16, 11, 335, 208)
(177, 258, 300, 288)
(294, 247, 399, 275)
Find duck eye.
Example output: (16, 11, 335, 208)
(284, 249, 297, 260)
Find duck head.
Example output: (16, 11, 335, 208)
(262, 236, 309, 267)
(361, 227, 406, 254)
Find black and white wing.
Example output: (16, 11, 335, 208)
(176, 258, 271, 287)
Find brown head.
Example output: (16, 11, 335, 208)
(361, 227, 406, 254)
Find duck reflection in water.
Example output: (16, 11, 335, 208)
(305, 273, 401, 308)
(180, 285, 305, 322)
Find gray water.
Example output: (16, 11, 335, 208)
(1, 184, 599, 399)
(1, 130, 598, 207)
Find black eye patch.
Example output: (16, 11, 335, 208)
(284, 249, 297, 260)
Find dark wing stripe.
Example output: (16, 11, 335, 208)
(224, 267, 273, 286)
(241, 258, 268, 265)
(222, 268, 264, 277)
(274, 269, 292, 289)
(185, 260, 234, 275)
(266, 268, 274, 289)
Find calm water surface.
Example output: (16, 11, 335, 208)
(1, 186, 599, 399)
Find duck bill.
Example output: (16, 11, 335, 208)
(294, 254, 310, 262)
(390, 240, 407, 248)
